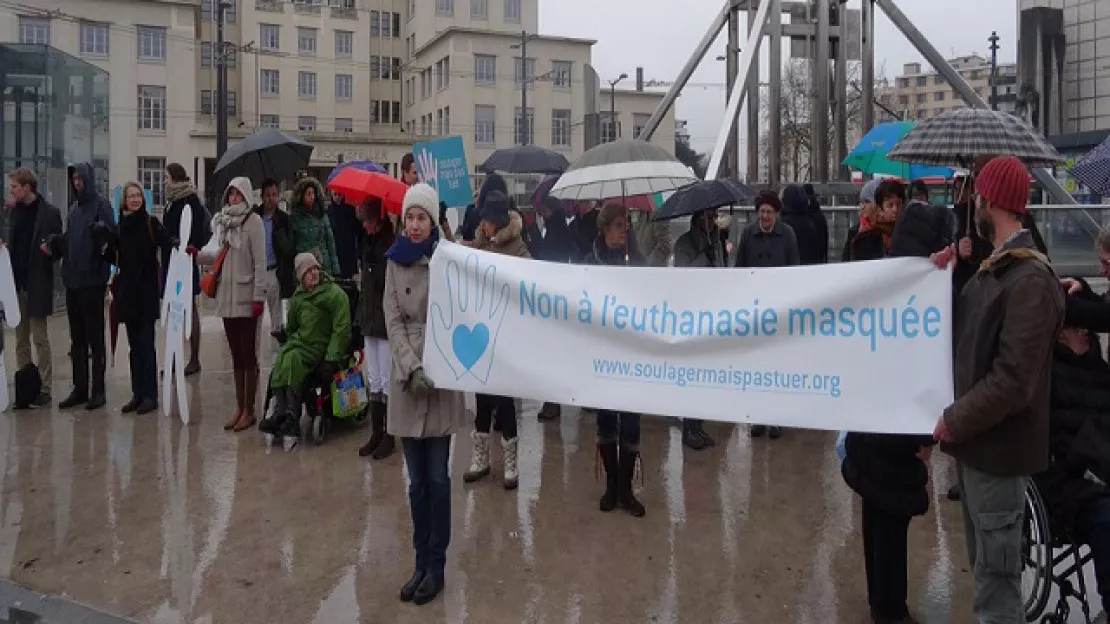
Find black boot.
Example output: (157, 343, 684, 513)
(58, 389, 88, 410)
(259, 386, 287, 436)
(694, 420, 715, 447)
(359, 400, 386, 457)
(372, 433, 395, 460)
(398, 569, 425, 602)
(86, 355, 106, 410)
(618, 446, 645, 517)
(598, 442, 618, 512)
(279, 388, 301, 439)
(412, 571, 444, 605)
(682, 420, 709, 450)
(537, 402, 560, 421)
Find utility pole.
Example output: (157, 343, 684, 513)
(216, 0, 231, 160)
(609, 74, 628, 142)
(988, 31, 1000, 111)
(511, 31, 532, 145)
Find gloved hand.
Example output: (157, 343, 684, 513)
(90, 221, 111, 238)
(251, 301, 264, 318)
(185, 245, 198, 256)
(40, 233, 59, 257)
(271, 326, 288, 345)
(317, 361, 339, 381)
(409, 368, 435, 396)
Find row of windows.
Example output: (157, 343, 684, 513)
(260, 24, 355, 59)
(896, 87, 987, 106)
(18, 17, 167, 61)
(437, 0, 521, 21)
(473, 106, 573, 147)
(474, 55, 573, 88)
(896, 69, 986, 89)
(258, 69, 357, 100)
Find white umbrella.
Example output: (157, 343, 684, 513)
(550, 140, 698, 201)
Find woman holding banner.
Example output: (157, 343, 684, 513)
(584, 202, 647, 517)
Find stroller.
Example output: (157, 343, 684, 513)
(261, 279, 369, 451)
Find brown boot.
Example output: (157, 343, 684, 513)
(225, 369, 244, 430)
(234, 368, 258, 431)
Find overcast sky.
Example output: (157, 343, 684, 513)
(540, 0, 1017, 156)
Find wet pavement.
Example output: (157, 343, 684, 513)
(0, 314, 1102, 623)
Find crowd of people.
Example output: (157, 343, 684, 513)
(3, 150, 1110, 621)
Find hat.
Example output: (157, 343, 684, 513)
(974, 155, 1029, 215)
(754, 190, 782, 212)
(403, 183, 439, 217)
(860, 179, 881, 204)
(479, 189, 511, 228)
(295, 252, 319, 281)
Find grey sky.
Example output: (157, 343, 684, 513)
(540, 0, 1017, 155)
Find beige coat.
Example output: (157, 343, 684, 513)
(383, 256, 466, 438)
(199, 212, 266, 318)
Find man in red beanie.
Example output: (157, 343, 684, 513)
(931, 154, 1064, 622)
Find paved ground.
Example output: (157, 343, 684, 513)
(0, 314, 1101, 623)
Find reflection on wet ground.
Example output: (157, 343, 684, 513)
(0, 317, 1101, 623)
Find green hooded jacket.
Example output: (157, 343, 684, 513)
(269, 277, 351, 390)
(275, 176, 341, 276)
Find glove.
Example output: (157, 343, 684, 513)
(409, 368, 435, 396)
(251, 301, 264, 318)
(40, 233, 59, 256)
(317, 361, 339, 381)
(90, 221, 111, 237)
(185, 245, 198, 257)
(271, 326, 288, 345)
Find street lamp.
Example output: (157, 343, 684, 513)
(608, 73, 628, 142)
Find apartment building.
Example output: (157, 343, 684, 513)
(2, 0, 203, 206)
(877, 55, 1017, 123)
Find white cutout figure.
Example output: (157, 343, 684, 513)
(0, 247, 21, 412)
(161, 204, 193, 424)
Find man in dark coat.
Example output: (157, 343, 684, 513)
(802, 183, 829, 263)
(4, 168, 62, 407)
(458, 173, 507, 243)
(571, 202, 599, 261)
(328, 190, 363, 279)
(51, 162, 115, 410)
(256, 179, 295, 360)
(779, 185, 822, 265)
(163, 163, 211, 376)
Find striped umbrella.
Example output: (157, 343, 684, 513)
(1069, 135, 1110, 196)
(888, 108, 1064, 168)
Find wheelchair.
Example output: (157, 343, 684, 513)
(1022, 481, 1097, 623)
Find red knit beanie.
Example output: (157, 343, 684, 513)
(974, 155, 1029, 216)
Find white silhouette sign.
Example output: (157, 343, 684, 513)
(161, 204, 193, 424)
(0, 247, 20, 412)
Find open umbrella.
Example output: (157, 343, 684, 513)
(550, 140, 698, 201)
(530, 174, 561, 210)
(326, 168, 406, 215)
(652, 179, 758, 221)
(843, 121, 955, 180)
(213, 129, 314, 185)
(1069, 135, 1110, 196)
(887, 108, 1064, 168)
(327, 159, 387, 183)
(481, 145, 570, 175)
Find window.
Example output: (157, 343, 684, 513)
(373, 100, 402, 124)
(18, 17, 50, 45)
(472, 0, 487, 18)
(600, 112, 620, 143)
(222, 44, 237, 68)
(915, 93, 926, 104)
(442, 106, 450, 134)
(335, 30, 353, 58)
(436, 0, 453, 15)
(298, 116, 316, 132)
(513, 107, 534, 145)
(371, 56, 401, 80)
(408, 0, 415, 21)
(407, 34, 415, 60)
(633, 113, 651, 140)
(475, 105, 496, 144)
(335, 118, 353, 133)
(421, 68, 433, 98)
(475, 55, 496, 85)
(200, 90, 212, 114)
(392, 13, 401, 38)
(934, 75, 945, 85)
(261, 69, 280, 96)
(393, 101, 401, 124)
(203, 0, 237, 22)
(260, 114, 280, 128)
(137, 86, 166, 132)
(138, 26, 166, 61)
(201, 42, 213, 67)
(514, 57, 535, 84)
(406, 78, 416, 106)
(915, 76, 927, 87)
(552, 109, 571, 147)
(436, 109, 444, 135)
(392, 58, 402, 81)
(934, 91, 945, 102)
(226, 91, 237, 116)
(80, 23, 109, 57)
(335, 74, 353, 100)
(260, 24, 280, 51)
(298, 72, 317, 99)
(552, 61, 572, 88)
(915, 109, 926, 120)
(897, 95, 908, 106)
(436, 56, 451, 90)
(298, 27, 317, 56)
(370, 11, 382, 36)
(505, 0, 521, 21)
(137, 158, 166, 207)
(200, 90, 236, 115)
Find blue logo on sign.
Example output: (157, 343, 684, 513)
(452, 323, 489, 371)
(175, 280, 183, 296)
(412, 135, 472, 209)
(430, 253, 509, 384)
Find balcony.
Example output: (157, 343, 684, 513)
(330, 6, 357, 19)
(255, 0, 283, 11)
(293, 1, 321, 15)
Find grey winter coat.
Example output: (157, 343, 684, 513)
(5, 195, 62, 317)
(383, 256, 467, 439)
(198, 178, 267, 318)
(61, 162, 115, 289)
(735, 219, 801, 268)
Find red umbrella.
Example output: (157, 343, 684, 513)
(327, 168, 406, 215)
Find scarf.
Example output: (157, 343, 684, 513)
(164, 180, 197, 205)
(385, 228, 440, 267)
(213, 203, 253, 249)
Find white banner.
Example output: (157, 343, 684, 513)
(161, 205, 193, 424)
(422, 242, 954, 434)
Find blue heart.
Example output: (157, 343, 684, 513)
(452, 323, 489, 371)
(175, 280, 183, 296)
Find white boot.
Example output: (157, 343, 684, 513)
(501, 436, 519, 490)
(463, 431, 491, 483)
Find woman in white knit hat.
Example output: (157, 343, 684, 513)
(383, 182, 466, 606)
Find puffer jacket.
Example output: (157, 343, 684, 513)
(278, 177, 340, 276)
(357, 220, 395, 339)
(60, 162, 115, 289)
(473, 211, 531, 259)
(269, 277, 351, 390)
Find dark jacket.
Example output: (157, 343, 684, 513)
(842, 431, 934, 518)
(328, 200, 363, 279)
(59, 162, 115, 289)
(841, 223, 860, 263)
(673, 222, 727, 268)
(807, 197, 829, 264)
(474, 211, 532, 259)
(584, 235, 646, 267)
(105, 210, 170, 325)
(779, 185, 822, 265)
(952, 201, 993, 295)
(5, 194, 62, 318)
(942, 231, 1065, 477)
(535, 207, 578, 264)
(256, 205, 296, 299)
(890, 200, 953, 259)
(848, 220, 895, 262)
(280, 177, 340, 276)
(571, 209, 599, 262)
(460, 174, 509, 242)
(357, 220, 394, 339)
(161, 190, 211, 261)
(735, 220, 800, 268)
(1033, 339, 1110, 527)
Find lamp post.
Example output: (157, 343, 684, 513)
(608, 73, 628, 142)
(215, 0, 232, 160)
(509, 31, 537, 145)
(988, 31, 1000, 111)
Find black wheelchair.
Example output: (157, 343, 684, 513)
(1022, 481, 1097, 623)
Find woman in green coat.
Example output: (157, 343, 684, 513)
(260, 253, 351, 439)
(275, 176, 341, 276)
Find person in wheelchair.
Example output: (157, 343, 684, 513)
(1034, 289, 1110, 622)
(260, 252, 352, 440)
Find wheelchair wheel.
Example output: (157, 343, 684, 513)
(311, 414, 327, 446)
(1023, 482, 1053, 622)
(351, 405, 370, 426)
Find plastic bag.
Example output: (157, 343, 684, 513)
(331, 355, 369, 419)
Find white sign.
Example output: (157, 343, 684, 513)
(0, 247, 20, 412)
(161, 205, 193, 424)
(422, 243, 954, 434)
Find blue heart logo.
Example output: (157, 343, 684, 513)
(175, 280, 183, 296)
(452, 323, 489, 371)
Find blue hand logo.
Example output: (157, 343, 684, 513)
(430, 253, 510, 384)
(175, 280, 183, 296)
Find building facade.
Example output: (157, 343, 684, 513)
(877, 55, 1017, 123)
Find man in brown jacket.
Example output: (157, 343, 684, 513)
(932, 155, 1064, 623)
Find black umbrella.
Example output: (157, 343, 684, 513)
(652, 179, 758, 221)
(213, 129, 314, 184)
(480, 145, 570, 175)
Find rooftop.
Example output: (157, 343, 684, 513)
(413, 27, 597, 58)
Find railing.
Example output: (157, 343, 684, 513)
(330, 6, 357, 18)
(293, 1, 321, 15)
(256, 0, 283, 11)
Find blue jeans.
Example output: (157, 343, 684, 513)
(597, 411, 640, 446)
(1072, 494, 1110, 602)
(401, 436, 452, 577)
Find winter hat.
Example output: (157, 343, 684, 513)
(754, 190, 782, 212)
(860, 179, 881, 204)
(974, 155, 1030, 215)
(479, 190, 511, 228)
(402, 183, 439, 218)
(295, 252, 319, 281)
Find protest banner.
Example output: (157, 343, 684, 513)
(413, 135, 472, 208)
(0, 247, 20, 411)
(422, 243, 954, 434)
(161, 204, 193, 424)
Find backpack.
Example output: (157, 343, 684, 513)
(14, 363, 42, 409)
